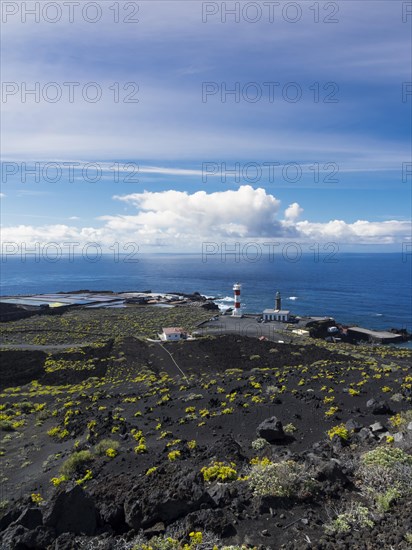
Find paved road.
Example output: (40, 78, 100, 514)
(194, 316, 303, 343)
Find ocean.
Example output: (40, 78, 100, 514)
(1, 253, 411, 335)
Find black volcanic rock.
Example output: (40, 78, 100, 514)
(200, 301, 219, 310)
(14, 507, 43, 530)
(99, 501, 126, 532)
(206, 483, 232, 507)
(181, 508, 237, 538)
(124, 498, 143, 531)
(0, 524, 28, 550)
(0, 507, 20, 531)
(44, 485, 97, 536)
(315, 460, 348, 485)
(345, 418, 364, 432)
(366, 398, 392, 415)
(124, 466, 214, 529)
(257, 417, 286, 443)
(206, 435, 246, 462)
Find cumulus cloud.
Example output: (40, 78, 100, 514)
(0, 187, 410, 250)
(110, 186, 281, 238)
(284, 202, 303, 221)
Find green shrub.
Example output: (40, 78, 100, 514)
(357, 460, 412, 512)
(251, 438, 268, 451)
(201, 461, 237, 483)
(183, 394, 203, 402)
(327, 424, 350, 441)
(375, 487, 400, 512)
(47, 426, 69, 440)
(324, 503, 374, 534)
(60, 450, 93, 479)
(0, 420, 14, 432)
(248, 459, 314, 498)
(17, 401, 35, 414)
(94, 439, 120, 456)
(284, 423, 297, 434)
(361, 446, 412, 468)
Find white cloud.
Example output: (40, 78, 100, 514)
(112, 185, 281, 236)
(284, 202, 303, 221)
(1, 187, 410, 251)
(296, 219, 411, 244)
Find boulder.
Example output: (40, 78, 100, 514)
(124, 498, 143, 530)
(43, 485, 97, 536)
(366, 398, 392, 415)
(345, 418, 363, 432)
(0, 524, 53, 549)
(0, 524, 28, 550)
(206, 435, 245, 462)
(357, 427, 375, 442)
(316, 460, 348, 485)
(14, 506, 43, 530)
(200, 301, 219, 311)
(25, 525, 54, 547)
(206, 483, 232, 507)
(256, 417, 286, 443)
(0, 507, 21, 531)
(369, 421, 386, 433)
(124, 467, 214, 529)
(143, 521, 166, 537)
(395, 430, 412, 451)
(394, 432, 404, 443)
(99, 501, 125, 531)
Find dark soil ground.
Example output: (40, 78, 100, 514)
(0, 307, 412, 549)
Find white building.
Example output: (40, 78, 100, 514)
(262, 309, 290, 322)
(160, 327, 188, 341)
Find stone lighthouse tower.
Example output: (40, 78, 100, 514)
(275, 291, 281, 311)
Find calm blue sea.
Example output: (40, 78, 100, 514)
(1, 253, 411, 335)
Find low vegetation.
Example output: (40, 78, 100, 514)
(0, 307, 411, 549)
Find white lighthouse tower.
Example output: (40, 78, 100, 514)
(232, 283, 241, 316)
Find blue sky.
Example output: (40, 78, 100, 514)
(1, 1, 411, 251)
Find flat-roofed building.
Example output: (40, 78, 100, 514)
(160, 327, 188, 341)
(262, 309, 290, 322)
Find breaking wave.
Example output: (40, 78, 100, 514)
(215, 296, 234, 303)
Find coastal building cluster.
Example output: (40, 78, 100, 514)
(0, 285, 407, 345)
(226, 282, 404, 345)
(231, 284, 290, 322)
